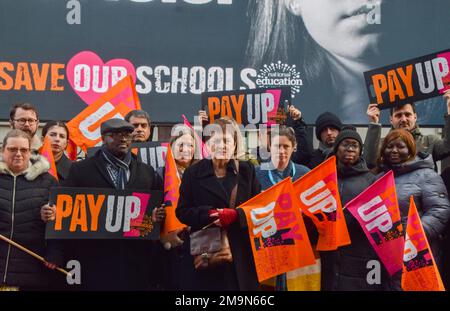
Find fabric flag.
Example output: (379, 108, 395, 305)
(67, 75, 139, 152)
(239, 178, 315, 282)
(39, 137, 58, 181)
(182, 114, 209, 159)
(293, 156, 350, 251)
(345, 170, 404, 276)
(402, 196, 445, 291)
(261, 251, 321, 291)
(66, 138, 78, 161)
(161, 145, 186, 236)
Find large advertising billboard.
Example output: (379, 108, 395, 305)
(1, 0, 450, 125)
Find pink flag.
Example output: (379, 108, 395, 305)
(345, 171, 404, 276)
(182, 114, 209, 159)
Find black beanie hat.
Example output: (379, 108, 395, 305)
(333, 128, 363, 154)
(315, 112, 343, 140)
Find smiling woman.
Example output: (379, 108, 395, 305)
(376, 129, 450, 286)
(0, 129, 61, 290)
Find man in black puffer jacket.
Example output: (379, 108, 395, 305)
(0, 130, 61, 290)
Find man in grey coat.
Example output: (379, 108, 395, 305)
(363, 92, 450, 169)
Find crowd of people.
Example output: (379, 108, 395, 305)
(1, 94, 450, 291)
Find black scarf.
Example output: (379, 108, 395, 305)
(101, 146, 132, 189)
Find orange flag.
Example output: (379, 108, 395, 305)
(293, 156, 350, 251)
(39, 137, 58, 181)
(67, 75, 139, 152)
(402, 196, 445, 291)
(239, 178, 315, 282)
(161, 146, 186, 236)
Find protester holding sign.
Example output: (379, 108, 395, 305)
(375, 129, 450, 272)
(177, 117, 261, 290)
(295, 112, 343, 169)
(60, 118, 165, 290)
(40, 121, 72, 181)
(320, 128, 389, 290)
(246, 0, 450, 124)
(0, 130, 61, 290)
(364, 91, 450, 169)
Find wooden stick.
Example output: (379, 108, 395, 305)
(0, 234, 70, 277)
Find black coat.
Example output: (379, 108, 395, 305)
(320, 158, 394, 291)
(176, 159, 261, 291)
(0, 155, 59, 289)
(55, 153, 72, 181)
(62, 150, 163, 290)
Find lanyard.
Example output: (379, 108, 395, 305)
(268, 162, 296, 185)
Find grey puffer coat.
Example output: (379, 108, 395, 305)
(378, 154, 450, 267)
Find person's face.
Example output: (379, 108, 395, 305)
(320, 127, 339, 147)
(172, 134, 195, 168)
(285, 0, 383, 61)
(45, 126, 68, 156)
(383, 137, 411, 165)
(129, 116, 151, 142)
(336, 138, 360, 166)
(102, 131, 133, 159)
(10, 108, 39, 137)
(2, 137, 31, 174)
(208, 132, 236, 161)
(271, 135, 295, 169)
(390, 105, 417, 131)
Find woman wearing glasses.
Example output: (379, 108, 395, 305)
(320, 127, 393, 290)
(0, 130, 61, 290)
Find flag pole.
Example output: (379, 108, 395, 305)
(0, 234, 70, 277)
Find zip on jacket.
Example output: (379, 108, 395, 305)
(3, 175, 16, 284)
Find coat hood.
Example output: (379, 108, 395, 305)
(0, 154, 50, 181)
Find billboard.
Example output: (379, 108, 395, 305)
(1, 0, 450, 125)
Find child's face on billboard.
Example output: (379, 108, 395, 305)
(285, 0, 384, 61)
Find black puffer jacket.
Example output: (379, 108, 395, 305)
(321, 158, 394, 291)
(0, 155, 58, 289)
(378, 154, 450, 268)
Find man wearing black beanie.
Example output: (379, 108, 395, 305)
(296, 112, 343, 168)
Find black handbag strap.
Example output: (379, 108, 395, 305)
(229, 159, 239, 209)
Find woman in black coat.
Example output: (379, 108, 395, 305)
(0, 130, 60, 290)
(176, 118, 261, 291)
(320, 128, 392, 291)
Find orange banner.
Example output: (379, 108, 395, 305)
(66, 75, 139, 152)
(293, 156, 350, 251)
(161, 145, 186, 236)
(239, 178, 315, 282)
(402, 196, 445, 291)
(39, 136, 58, 181)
